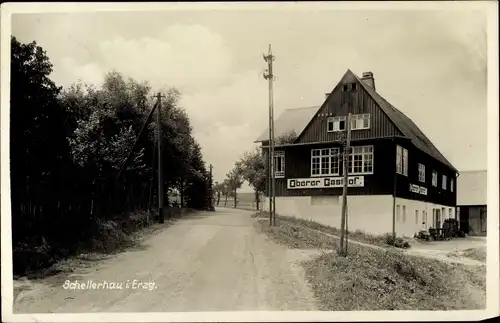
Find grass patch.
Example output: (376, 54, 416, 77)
(253, 211, 411, 249)
(255, 212, 486, 310)
(254, 219, 338, 250)
(303, 244, 486, 310)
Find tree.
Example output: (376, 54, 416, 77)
(235, 147, 266, 210)
(10, 36, 212, 275)
(63, 71, 153, 217)
(10, 36, 75, 249)
(225, 169, 243, 208)
(275, 130, 297, 145)
(213, 181, 223, 206)
(221, 180, 231, 207)
(185, 141, 211, 210)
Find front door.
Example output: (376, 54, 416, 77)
(434, 209, 441, 229)
(480, 207, 487, 235)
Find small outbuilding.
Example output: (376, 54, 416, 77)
(457, 170, 487, 236)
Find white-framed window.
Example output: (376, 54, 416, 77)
(402, 205, 407, 223)
(350, 114, 371, 130)
(311, 148, 341, 176)
(415, 210, 419, 225)
(396, 205, 401, 222)
(396, 145, 408, 176)
(432, 171, 438, 187)
(442, 175, 447, 190)
(346, 145, 374, 175)
(449, 208, 452, 219)
(403, 149, 408, 176)
(418, 163, 426, 183)
(451, 178, 454, 192)
(327, 116, 346, 132)
(274, 151, 285, 178)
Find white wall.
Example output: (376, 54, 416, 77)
(264, 195, 455, 237)
(393, 197, 455, 237)
(263, 195, 394, 235)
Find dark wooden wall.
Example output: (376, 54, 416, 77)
(296, 73, 402, 144)
(394, 138, 457, 207)
(264, 138, 396, 197)
(263, 137, 457, 207)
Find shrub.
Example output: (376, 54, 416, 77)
(384, 233, 411, 249)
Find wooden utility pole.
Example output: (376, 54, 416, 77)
(339, 113, 352, 256)
(263, 44, 276, 226)
(155, 92, 165, 224)
(209, 164, 215, 211)
(392, 136, 397, 242)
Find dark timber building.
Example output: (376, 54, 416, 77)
(255, 70, 458, 237)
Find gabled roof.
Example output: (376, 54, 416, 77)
(254, 69, 458, 173)
(351, 72, 458, 173)
(253, 106, 319, 143)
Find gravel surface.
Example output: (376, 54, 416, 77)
(13, 208, 319, 313)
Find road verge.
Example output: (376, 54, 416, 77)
(253, 215, 486, 310)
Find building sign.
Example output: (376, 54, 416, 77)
(287, 176, 364, 189)
(409, 183, 428, 195)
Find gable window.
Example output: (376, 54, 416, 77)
(396, 145, 408, 176)
(442, 175, 447, 190)
(350, 114, 371, 130)
(418, 163, 426, 183)
(451, 178, 454, 192)
(274, 151, 285, 178)
(311, 148, 340, 176)
(342, 83, 357, 92)
(327, 116, 346, 132)
(432, 171, 438, 187)
(346, 145, 374, 175)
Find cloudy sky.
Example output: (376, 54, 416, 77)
(10, 4, 488, 191)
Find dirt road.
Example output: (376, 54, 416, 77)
(13, 208, 319, 313)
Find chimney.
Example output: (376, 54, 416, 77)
(361, 71, 375, 90)
(325, 93, 330, 100)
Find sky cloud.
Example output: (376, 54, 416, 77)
(11, 7, 489, 190)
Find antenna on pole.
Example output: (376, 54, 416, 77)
(263, 44, 276, 226)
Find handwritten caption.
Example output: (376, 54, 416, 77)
(63, 279, 157, 291)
